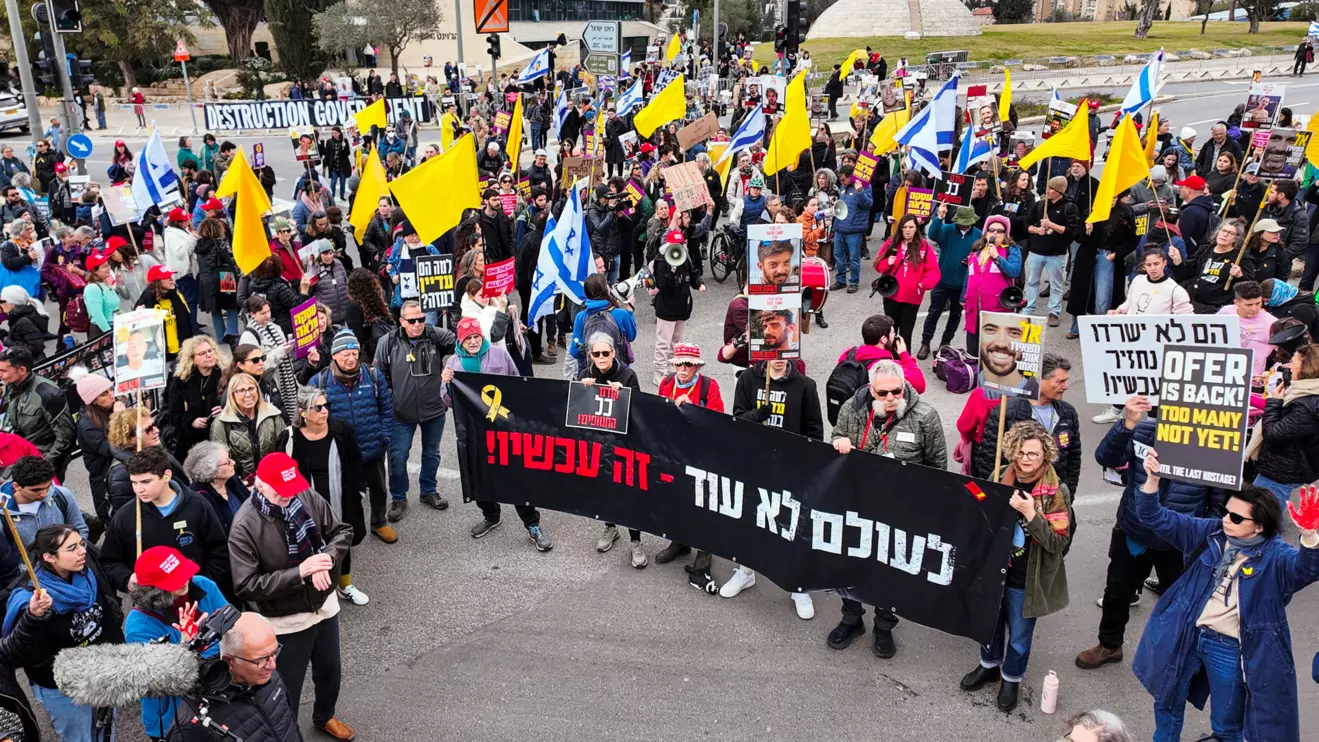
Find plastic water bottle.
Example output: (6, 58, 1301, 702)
(1040, 670, 1060, 714)
(62, 335, 75, 350)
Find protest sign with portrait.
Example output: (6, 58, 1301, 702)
(746, 223, 802, 295)
(978, 311, 1046, 401)
(113, 309, 168, 395)
(748, 294, 802, 362)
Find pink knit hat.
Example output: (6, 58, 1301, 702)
(76, 374, 113, 405)
(983, 215, 1012, 238)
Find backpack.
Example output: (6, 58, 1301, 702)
(825, 348, 870, 425)
(581, 308, 634, 365)
(1183, 201, 1220, 254)
(934, 345, 978, 394)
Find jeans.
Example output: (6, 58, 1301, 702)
(979, 586, 1037, 682)
(1097, 527, 1184, 648)
(833, 231, 863, 287)
(1152, 628, 1246, 742)
(921, 283, 963, 347)
(1301, 241, 1319, 292)
(328, 172, 346, 200)
(605, 255, 620, 285)
(275, 615, 343, 727)
(1253, 473, 1298, 509)
(210, 307, 240, 340)
(1093, 250, 1115, 315)
(96, 110, 106, 129)
(530, 124, 543, 151)
(364, 457, 389, 526)
(31, 683, 106, 742)
(389, 415, 446, 502)
(1024, 253, 1067, 317)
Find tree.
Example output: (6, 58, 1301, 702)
(199, 0, 265, 63)
(1193, 0, 1213, 31)
(1134, 0, 1161, 36)
(266, 0, 334, 82)
(77, 0, 201, 91)
(1239, 0, 1280, 31)
(993, 0, 1035, 24)
(312, 0, 440, 76)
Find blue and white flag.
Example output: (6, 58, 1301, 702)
(529, 180, 597, 324)
(621, 50, 632, 72)
(715, 105, 765, 167)
(1308, 20, 1319, 36)
(131, 129, 181, 209)
(954, 128, 993, 174)
(895, 72, 959, 179)
(553, 88, 571, 137)
(615, 79, 644, 115)
(518, 48, 551, 85)
(1120, 49, 1163, 116)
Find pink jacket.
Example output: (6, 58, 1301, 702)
(963, 244, 1020, 335)
(836, 344, 927, 394)
(873, 238, 940, 306)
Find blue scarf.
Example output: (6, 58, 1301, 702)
(1268, 279, 1299, 307)
(1212, 533, 1266, 603)
(2, 564, 99, 635)
(456, 338, 489, 373)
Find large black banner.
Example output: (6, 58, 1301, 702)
(202, 98, 435, 132)
(452, 375, 1018, 644)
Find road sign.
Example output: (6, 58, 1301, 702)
(582, 21, 621, 54)
(65, 132, 92, 159)
(173, 40, 190, 62)
(583, 53, 620, 76)
(474, 0, 508, 34)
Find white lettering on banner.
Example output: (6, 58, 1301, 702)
(754, 487, 801, 540)
(685, 465, 744, 518)
(1077, 315, 1240, 405)
(203, 99, 434, 131)
(804, 502, 955, 583)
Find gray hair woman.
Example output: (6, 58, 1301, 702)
(1189, 217, 1249, 313)
(578, 332, 644, 566)
(184, 440, 250, 533)
(1061, 710, 1131, 742)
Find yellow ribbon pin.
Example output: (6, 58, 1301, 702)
(1242, 566, 1254, 576)
(482, 385, 510, 422)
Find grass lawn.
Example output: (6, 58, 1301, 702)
(787, 21, 1308, 67)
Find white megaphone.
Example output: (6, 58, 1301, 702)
(832, 200, 849, 221)
(664, 242, 689, 267)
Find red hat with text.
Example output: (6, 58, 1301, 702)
(134, 546, 199, 593)
(85, 250, 112, 271)
(167, 207, 188, 222)
(53, 162, 67, 174)
(146, 265, 175, 282)
(201, 198, 224, 212)
(665, 230, 686, 244)
(1173, 175, 1206, 191)
(256, 452, 309, 498)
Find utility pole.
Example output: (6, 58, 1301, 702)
(32, 2, 79, 136)
(5, 0, 44, 145)
(454, 0, 465, 64)
(712, 0, 719, 66)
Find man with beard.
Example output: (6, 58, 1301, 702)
(755, 309, 796, 355)
(974, 353, 1081, 495)
(978, 314, 1038, 397)
(754, 240, 795, 288)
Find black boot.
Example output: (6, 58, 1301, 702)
(815, 310, 828, 329)
(960, 665, 1000, 691)
(654, 542, 692, 564)
(871, 628, 896, 659)
(996, 679, 1020, 712)
(916, 342, 931, 360)
(827, 620, 865, 650)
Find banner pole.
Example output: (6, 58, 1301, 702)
(991, 395, 1007, 484)
(1221, 140, 1254, 218)
(0, 496, 40, 591)
(1225, 181, 1271, 293)
(135, 388, 143, 557)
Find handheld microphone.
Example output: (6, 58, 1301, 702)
(54, 643, 200, 708)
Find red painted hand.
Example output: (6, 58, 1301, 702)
(1288, 485, 1319, 533)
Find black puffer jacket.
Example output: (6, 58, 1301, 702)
(194, 236, 239, 315)
(1255, 391, 1319, 485)
(247, 275, 308, 336)
(586, 201, 625, 258)
(1, 304, 48, 362)
(168, 674, 301, 742)
(973, 396, 1082, 495)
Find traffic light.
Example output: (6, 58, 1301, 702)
(785, 0, 808, 54)
(69, 57, 91, 89)
(33, 31, 57, 88)
(774, 25, 786, 54)
(49, 0, 81, 32)
(487, 34, 501, 60)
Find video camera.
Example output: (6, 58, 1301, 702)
(169, 604, 242, 702)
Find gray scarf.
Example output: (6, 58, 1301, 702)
(1213, 533, 1266, 602)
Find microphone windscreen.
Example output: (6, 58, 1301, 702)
(54, 643, 200, 707)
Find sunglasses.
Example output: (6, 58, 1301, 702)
(873, 388, 903, 398)
(243, 355, 266, 363)
(402, 316, 426, 325)
(309, 402, 329, 413)
(277, 229, 292, 234)
(1226, 511, 1256, 525)
(674, 362, 697, 368)
(986, 228, 1006, 234)
(590, 350, 613, 358)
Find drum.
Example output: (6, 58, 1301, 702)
(801, 256, 830, 313)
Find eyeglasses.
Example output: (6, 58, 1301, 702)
(873, 387, 903, 398)
(674, 362, 697, 368)
(242, 355, 265, 364)
(144, 424, 159, 433)
(309, 403, 329, 412)
(402, 316, 426, 325)
(1016, 450, 1044, 460)
(590, 350, 613, 358)
(986, 228, 1006, 234)
(235, 644, 283, 667)
(1226, 511, 1256, 525)
(234, 387, 258, 396)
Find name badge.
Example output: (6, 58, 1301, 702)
(897, 431, 916, 443)
(173, 520, 188, 530)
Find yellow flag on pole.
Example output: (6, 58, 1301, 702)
(507, 94, 524, 175)
(350, 153, 389, 235)
(666, 33, 682, 63)
(762, 71, 811, 175)
(1088, 115, 1150, 224)
(355, 98, 388, 133)
(388, 134, 482, 244)
(634, 74, 687, 138)
(440, 112, 456, 151)
(708, 141, 733, 186)
(1018, 101, 1091, 171)
(869, 106, 910, 155)
(999, 69, 1013, 124)
(1305, 113, 1319, 168)
(1144, 109, 1160, 163)
(839, 49, 865, 80)
(213, 148, 272, 276)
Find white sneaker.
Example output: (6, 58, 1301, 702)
(791, 592, 815, 620)
(719, 566, 756, 598)
(1092, 407, 1124, 425)
(337, 584, 370, 606)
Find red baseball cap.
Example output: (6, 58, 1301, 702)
(201, 198, 224, 212)
(1174, 175, 1206, 191)
(54, 162, 67, 173)
(639, 143, 656, 154)
(147, 265, 175, 282)
(105, 236, 128, 253)
(134, 546, 198, 592)
(256, 452, 309, 498)
(167, 207, 188, 222)
(85, 250, 112, 271)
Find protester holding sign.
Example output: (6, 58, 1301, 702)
(1248, 344, 1319, 507)
(975, 354, 1082, 496)
(920, 204, 981, 360)
(579, 332, 646, 567)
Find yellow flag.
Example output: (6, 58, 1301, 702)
(839, 49, 865, 80)
(708, 141, 733, 186)
(350, 153, 389, 235)
(869, 106, 910, 155)
(1305, 113, 1319, 168)
(634, 74, 686, 138)
(507, 94, 524, 175)
(355, 98, 388, 133)
(388, 134, 482, 244)
(213, 148, 272, 276)
(1088, 115, 1150, 224)
(999, 69, 1012, 124)
(763, 72, 812, 175)
(666, 33, 682, 63)
(441, 112, 456, 151)
(1144, 109, 1160, 163)
(1018, 101, 1091, 171)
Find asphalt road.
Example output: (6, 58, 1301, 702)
(19, 75, 1319, 741)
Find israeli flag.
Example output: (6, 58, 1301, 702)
(529, 180, 597, 324)
(131, 129, 181, 209)
(1120, 49, 1163, 116)
(518, 48, 552, 85)
(715, 105, 766, 167)
(621, 50, 632, 73)
(615, 79, 644, 116)
(954, 128, 993, 174)
(1308, 20, 1319, 36)
(896, 72, 959, 179)
(553, 88, 571, 137)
